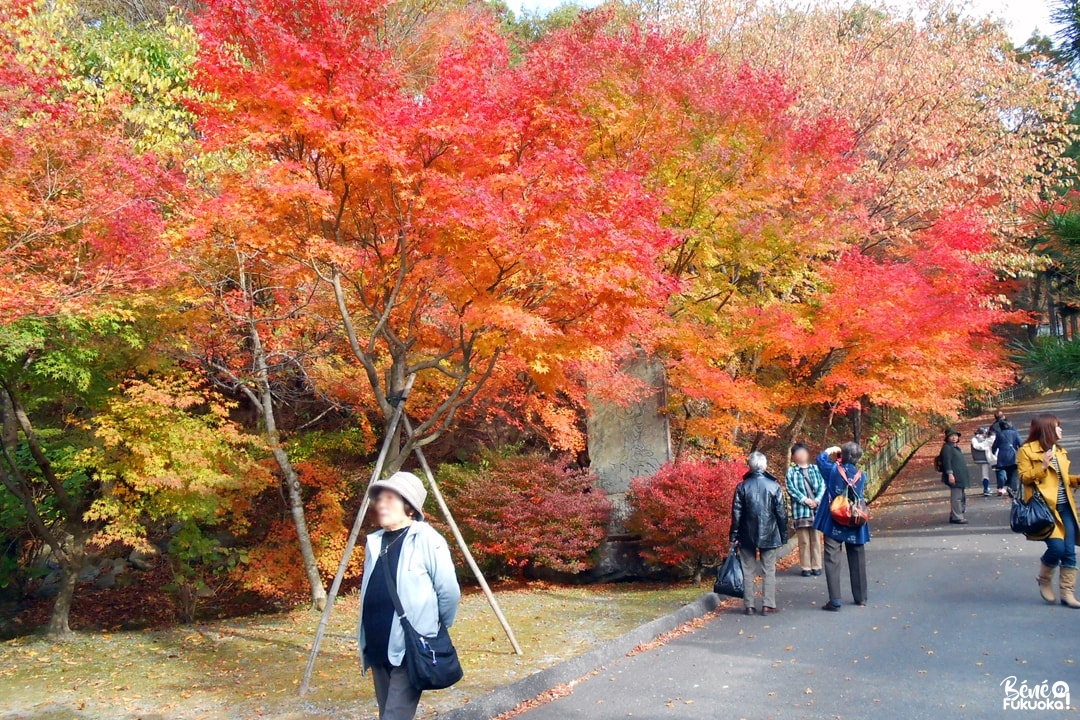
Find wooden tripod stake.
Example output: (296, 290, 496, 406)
(299, 374, 415, 696)
(402, 414, 523, 656)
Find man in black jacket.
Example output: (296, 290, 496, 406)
(730, 452, 789, 616)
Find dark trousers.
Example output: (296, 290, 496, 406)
(824, 536, 867, 605)
(371, 662, 422, 720)
(1002, 466, 1020, 496)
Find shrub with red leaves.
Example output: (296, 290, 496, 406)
(437, 452, 611, 578)
(626, 459, 744, 578)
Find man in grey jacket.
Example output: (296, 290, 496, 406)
(730, 452, 789, 616)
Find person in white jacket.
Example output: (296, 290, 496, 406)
(358, 472, 460, 720)
(970, 428, 997, 497)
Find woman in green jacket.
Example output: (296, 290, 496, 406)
(940, 427, 971, 524)
(786, 443, 825, 576)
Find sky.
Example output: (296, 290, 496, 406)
(503, 0, 1060, 46)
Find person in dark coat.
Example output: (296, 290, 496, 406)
(992, 419, 1022, 497)
(730, 452, 789, 616)
(815, 442, 870, 611)
(989, 410, 1007, 437)
(941, 427, 971, 524)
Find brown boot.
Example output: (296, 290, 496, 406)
(1059, 567, 1080, 609)
(1037, 563, 1056, 604)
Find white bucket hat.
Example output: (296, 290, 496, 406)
(368, 471, 427, 521)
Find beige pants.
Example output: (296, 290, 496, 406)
(796, 527, 823, 571)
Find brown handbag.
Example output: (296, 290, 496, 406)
(829, 465, 870, 528)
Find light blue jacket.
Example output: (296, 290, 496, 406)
(358, 521, 460, 672)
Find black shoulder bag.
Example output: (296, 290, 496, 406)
(1010, 486, 1055, 539)
(380, 557, 463, 691)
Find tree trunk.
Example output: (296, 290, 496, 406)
(1048, 280, 1059, 337)
(48, 526, 89, 639)
(238, 259, 328, 611)
(779, 404, 811, 454)
(272, 443, 328, 610)
(255, 372, 327, 611)
(381, 357, 408, 474)
(1, 392, 16, 447)
(48, 564, 77, 637)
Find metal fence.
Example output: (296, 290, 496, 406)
(860, 383, 1038, 500)
(862, 422, 930, 500)
(963, 382, 1040, 416)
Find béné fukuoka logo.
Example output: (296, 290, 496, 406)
(1001, 676, 1071, 711)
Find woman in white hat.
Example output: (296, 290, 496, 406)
(358, 471, 460, 719)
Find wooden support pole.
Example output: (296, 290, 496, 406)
(299, 374, 416, 696)
(402, 414, 523, 656)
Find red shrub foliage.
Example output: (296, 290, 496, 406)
(626, 459, 743, 576)
(437, 453, 611, 577)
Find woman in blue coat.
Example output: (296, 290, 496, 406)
(815, 442, 870, 611)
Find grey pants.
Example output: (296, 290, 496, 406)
(739, 545, 780, 609)
(950, 486, 967, 521)
(823, 537, 867, 605)
(371, 663, 421, 720)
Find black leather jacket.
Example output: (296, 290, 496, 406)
(730, 469, 789, 550)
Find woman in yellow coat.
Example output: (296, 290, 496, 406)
(1016, 414, 1080, 608)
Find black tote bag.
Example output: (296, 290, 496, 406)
(381, 559, 463, 691)
(713, 545, 745, 599)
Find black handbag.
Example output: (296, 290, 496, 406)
(1010, 487, 1055, 539)
(713, 545, 745, 598)
(380, 558, 463, 691)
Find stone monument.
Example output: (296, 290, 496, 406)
(586, 356, 672, 578)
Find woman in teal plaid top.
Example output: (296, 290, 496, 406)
(786, 443, 826, 577)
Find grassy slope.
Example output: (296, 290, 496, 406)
(0, 583, 705, 719)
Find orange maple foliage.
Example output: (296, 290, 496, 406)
(188, 0, 675, 461)
(237, 460, 364, 599)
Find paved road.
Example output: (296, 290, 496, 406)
(519, 394, 1080, 719)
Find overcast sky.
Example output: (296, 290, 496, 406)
(503, 0, 1059, 46)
